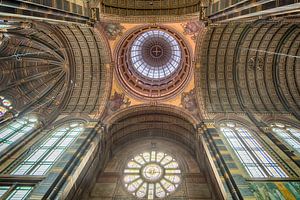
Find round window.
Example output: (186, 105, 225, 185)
(123, 151, 181, 199)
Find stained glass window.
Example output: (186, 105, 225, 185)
(11, 122, 84, 176)
(0, 116, 38, 153)
(130, 30, 181, 79)
(0, 96, 13, 117)
(220, 122, 287, 178)
(271, 123, 300, 154)
(123, 151, 181, 199)
(0, 186, 32, 200)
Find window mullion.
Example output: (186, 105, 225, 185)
(0, 122, 26, 143)
(0, 185, 15, 200)
(25, 130, 71, 175)
(287, 129, 300, 145)
(13, 129, 67, 175)
(233, 128, 271, 177)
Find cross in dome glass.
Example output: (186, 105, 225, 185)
(130, 30, 181, 79)
(123, 151, 181, 199)
(0, 96, 13, 117)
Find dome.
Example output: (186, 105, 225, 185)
(116, 26, 191, 100)
(130, 30, 181, 79)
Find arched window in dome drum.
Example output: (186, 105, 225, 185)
(0, 116, 38, 153)
(10, 122, 85, 176)
(220, 122, 287, 178)
(270, 123, 300, 154)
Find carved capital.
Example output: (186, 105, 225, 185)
(203, 120, 216, 129)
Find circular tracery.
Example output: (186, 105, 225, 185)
(116, 26, 191, 99)
(123, 151, 181, 199)
(142, 163, 163, 181)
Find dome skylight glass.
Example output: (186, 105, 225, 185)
(130, 30, 182, 79)
(123, 151, 181, 199)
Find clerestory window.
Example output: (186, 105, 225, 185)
(10, 122, 84, 176)
(220, 122, 287, 178)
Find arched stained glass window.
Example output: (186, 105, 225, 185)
(271, 123, 300, 153)
(220, 122, 287, 178)
(0, 116, 38, 153)
(10, 122, 84, 176)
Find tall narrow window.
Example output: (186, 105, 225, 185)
(10, 122, 84, 176)
(220, 122, 287, 178)
(0, 186, 33, 200)
(0, 116, 38, 153)
(271, 123, 300, 154)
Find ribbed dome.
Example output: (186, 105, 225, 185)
(116, 26, 191, 99)
(130, 30, 181, 79)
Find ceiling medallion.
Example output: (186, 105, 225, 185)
(116, 26, 191, 100)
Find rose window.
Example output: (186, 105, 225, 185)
(123, 151, 181, 199)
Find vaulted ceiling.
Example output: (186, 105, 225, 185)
(105, 105, 197, 152)
(100, 0, 202, 16)
(0, 22, 112, 122)
(196, 20, 300, 120)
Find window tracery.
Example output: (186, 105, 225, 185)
(220, 122, 287, 178)
(10, 122, 84, 176)
(123, 150, 181, 199)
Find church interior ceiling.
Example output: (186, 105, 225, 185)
(0, 1, 300, 200)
